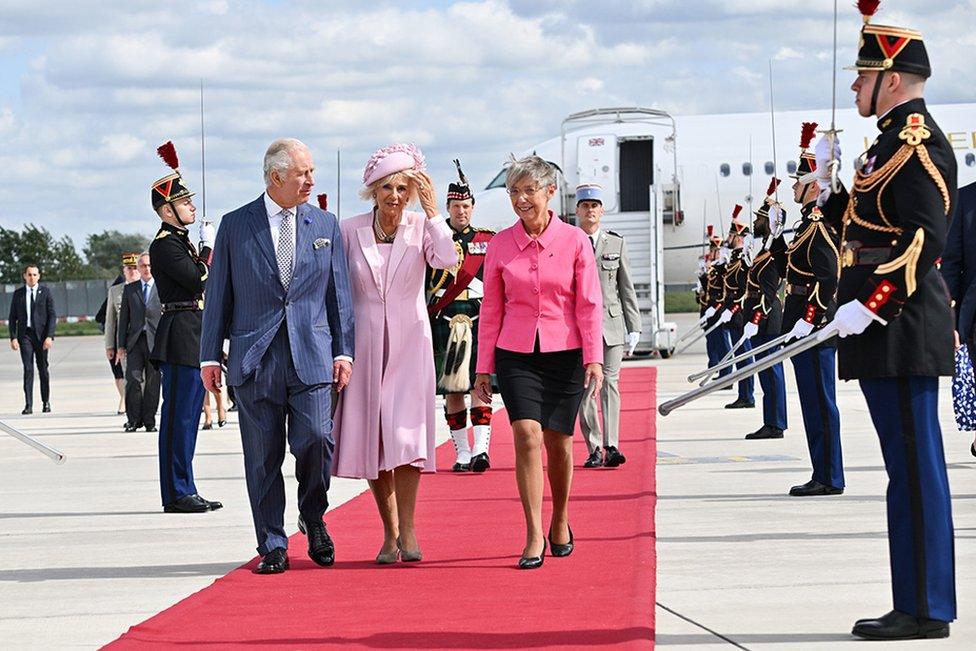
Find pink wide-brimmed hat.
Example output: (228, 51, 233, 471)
(362, 143, 426, 187)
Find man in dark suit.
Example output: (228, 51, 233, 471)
(201, 138, 355, 574)
(941, 179, 976, 457)
(118, 252, 162, 432)
(7, 264, 56, 414)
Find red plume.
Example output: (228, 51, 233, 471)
(732, 204, 743, 220)
(857, 0, 881, 20)
(317, 193, 328, 210)
(156, 141, 179, 170)
(707, 224, 714, 237)
(799, 122, 818, 150)
(765, 178, 781, 197)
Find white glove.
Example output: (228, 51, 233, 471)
(814, 132, 841, 186)
(704, 306, 717, 319)
(199, 221, 216, 249)
(787, 318, 814, 341)
(719, 309, 734, 324)
(743, 322, 759, 339)
(832, 300, 886, 338)
(626, 331, 640, 356)
(717, 246, 730, 265)
(768, 205, 785, 238)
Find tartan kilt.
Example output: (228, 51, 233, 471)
(430, 298, 494, 395)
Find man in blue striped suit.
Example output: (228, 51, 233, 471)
(201, 138, 355, 574)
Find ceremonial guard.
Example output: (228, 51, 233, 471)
(700, 229, 732, 380)
(149, 142, 222, 514)
(741, 179, 787, 439)
(718, 208, 755, 408)
(773, 123, 844, 495)
(575, 184, 642, 468)
(818, 2, 956, 638)
(426, 161, 496, 472)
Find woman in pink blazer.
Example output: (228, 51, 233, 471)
(333, 144, 458, 564)
(474, 155, 604, 569)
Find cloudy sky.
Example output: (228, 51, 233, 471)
(1, 0, 973, 246)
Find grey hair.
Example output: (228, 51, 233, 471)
(357, 170, 419, 206)
(505, 155, 557, 190)
(263, 138, 309, 186)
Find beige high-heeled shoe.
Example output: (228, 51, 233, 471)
(397, 537, 422, 562)
(376, 545, 399, 565)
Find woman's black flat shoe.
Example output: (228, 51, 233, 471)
(518, 540, 546, 569)
(202, 422, 213, 430)
(218, 420, 227, 428)
(971, 442, 976, 458)
(548, 525, 574, 557)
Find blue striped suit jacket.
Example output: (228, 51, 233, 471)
(200, 195, 355, 386)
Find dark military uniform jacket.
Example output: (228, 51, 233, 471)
(770, 202, 840, 337)
(721, 249, 750, 327)
(821, 98, 957, 379)
(704, 259, 727, 326)
(149, 222, 211, 368)
(743, 244, 783, 337)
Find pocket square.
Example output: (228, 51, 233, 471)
(313, 238, 331, 249)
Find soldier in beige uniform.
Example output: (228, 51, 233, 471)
(104, 253, 141, 415)
(575, 184, 642, 468)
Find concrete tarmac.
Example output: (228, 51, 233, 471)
(0, 324, 972, 649)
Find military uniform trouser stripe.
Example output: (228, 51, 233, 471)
(859, 375, 956, 622)
(791, 346, 844, 488)
(158, 362, 205, 506)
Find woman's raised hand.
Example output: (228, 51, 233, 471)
(414, 171, 439, 218)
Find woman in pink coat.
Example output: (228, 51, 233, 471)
(333, 143, 458, 564)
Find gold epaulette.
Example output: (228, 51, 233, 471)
(154, 230, 170, 240)
(474, 227, 496, 235)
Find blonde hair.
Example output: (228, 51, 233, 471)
(359, 170, 420, 206)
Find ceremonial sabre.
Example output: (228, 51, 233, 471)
(768, 59, 780, 203)
(698, 332, 749, 386)
(673, 314, 709, 346)
(0, 420, 66, 464)
(687, 331, 792, 382)
(660, 328, 837, 416)
(824, 0, 843, 193)
(675, 317, 724, 356)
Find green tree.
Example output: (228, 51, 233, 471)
(0, 226, 21, 283)
(83, 230, 152, 278)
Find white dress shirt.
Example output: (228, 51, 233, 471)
(25, 284, 38, 329)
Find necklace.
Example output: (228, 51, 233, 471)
(373, 212, 397, 243)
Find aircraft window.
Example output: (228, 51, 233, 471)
(764, 161, 774, 175)
(486, 169, 508, 190)
(966, 153, 975, 167)
(742, 162, 753, 176)
(787, 160, 798, 174)
(719, 163, 730, 177)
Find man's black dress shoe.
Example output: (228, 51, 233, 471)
(123, 423, 141, 433)
(194, 494, 223, 510)
(604, 446, 626, 467)
(21, 406, 32, 415)
(451, 461, 470, 472)
(789, 479, 844, 497)
(298, 515, 335, 566)
(724, 397, 755, 409)
(518, 540, 546, 569)
(548, 526, 574, 557)
(254, 548, 289, 575)
(745, 425, 784, 439)
(163, 494, 210, 513)
(42, 403, 51, 413)
(145, 425, 157, 432)
(852, 610, 949, 640)
(470, 452, 490, 473)
(583, 449, 604, 468)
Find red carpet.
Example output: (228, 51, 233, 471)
(105, 366, 656, 650)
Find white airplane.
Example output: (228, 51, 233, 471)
(472, 104, 976, 355)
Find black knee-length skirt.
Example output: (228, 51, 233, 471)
(495, 345, 585, 436)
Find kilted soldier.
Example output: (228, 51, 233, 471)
(149, 141, 222, 514)
(718, 207, 755, 409)
(741, 179, 787, 439)
(818, 1, 957, 638)
(771, 122, 844, 495)
(426, 160, 496, 472)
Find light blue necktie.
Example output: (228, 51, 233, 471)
(142, 282, 150, 305)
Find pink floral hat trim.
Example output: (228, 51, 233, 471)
(362, 143, 426, 187)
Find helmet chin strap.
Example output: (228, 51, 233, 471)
(869, 70, 886, 117)
(167, 202, 191, 227)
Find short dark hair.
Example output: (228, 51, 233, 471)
(23, 264, 39, 275)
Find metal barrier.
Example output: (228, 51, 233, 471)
(1, 279, 112, 321)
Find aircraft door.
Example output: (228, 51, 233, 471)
(577, 135, 618, 212)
